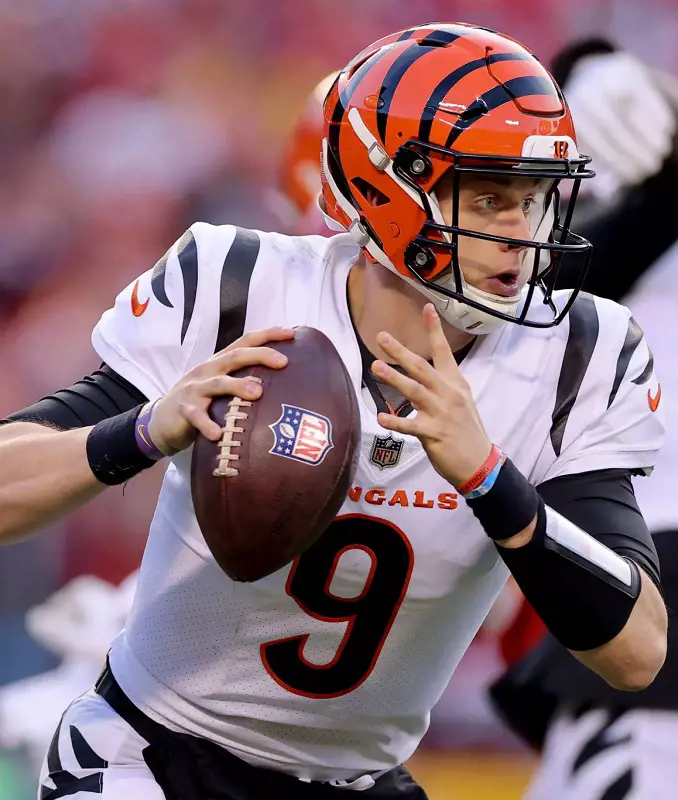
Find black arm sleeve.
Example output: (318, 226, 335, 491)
(538, 468, 662, 593)
(1, 365, 148, 431)
(489, 470, 665, 748)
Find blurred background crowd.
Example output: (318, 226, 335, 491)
(2, 1, 678, 798)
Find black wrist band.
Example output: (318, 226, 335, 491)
(86, 404, 157, 486)
(465, 457, 539, 541)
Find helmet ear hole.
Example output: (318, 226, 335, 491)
(351, 177, 391, 207)
(404, 243, 436, 275)
(393, 149, 433, 181)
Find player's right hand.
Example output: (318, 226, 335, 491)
(147, 327, 294, 455)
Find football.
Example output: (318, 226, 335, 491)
(191, 327, 360, 582)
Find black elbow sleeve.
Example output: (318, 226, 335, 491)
(1, 365, 148, 430)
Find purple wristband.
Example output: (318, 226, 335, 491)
(134, 401, 166, 461)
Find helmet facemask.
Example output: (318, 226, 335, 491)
(393, 140, 594, 332)
(319, 23, 596, 334)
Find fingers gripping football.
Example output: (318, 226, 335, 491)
(148, 327, 294, 455)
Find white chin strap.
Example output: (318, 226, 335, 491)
(434, 278, 525, 334)
(321, 111, 569, 334)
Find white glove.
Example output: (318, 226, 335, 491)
(0, 659, 102, 771)
(0, 573, 139, 773)
(566, 51, 677, 199)
(25, 572, 138, 664)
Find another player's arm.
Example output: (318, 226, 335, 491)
(373, 304, 667, 692)
(0, 330, 293, 545)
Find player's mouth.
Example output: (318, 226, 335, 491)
(485, 270, 521, 297)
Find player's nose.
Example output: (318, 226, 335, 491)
(502, 209, 531, 252)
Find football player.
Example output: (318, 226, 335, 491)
(0, 23, 667, 800)
(268, 70, 340, 236)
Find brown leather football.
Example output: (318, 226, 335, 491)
(191, 327, 360, 582)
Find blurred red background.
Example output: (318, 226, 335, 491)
(0, 2, 675, 797)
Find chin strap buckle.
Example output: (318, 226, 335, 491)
(367, 142, 390, 171)
(349, 219, 371, 247)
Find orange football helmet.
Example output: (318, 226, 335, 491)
(276, 71, 339, 234)
(321, 22, 594, 333)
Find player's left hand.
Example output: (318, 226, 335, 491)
(372, 303, 492, 487)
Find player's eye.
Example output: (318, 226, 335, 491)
(522, 196, 536, 214)
(476, 195, 496, 211)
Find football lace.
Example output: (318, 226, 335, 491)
(213, 396, 251, 477)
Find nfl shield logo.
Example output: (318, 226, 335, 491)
(269, 403, 334, 466)
(370, 434, 403, 469)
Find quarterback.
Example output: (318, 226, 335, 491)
(0, 23, 667, 800)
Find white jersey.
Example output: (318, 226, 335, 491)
(623, 240, 678, 532)
(91, 223, 664, 782)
